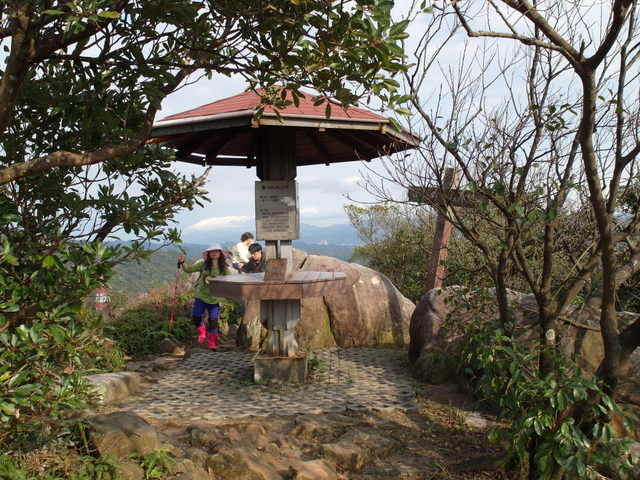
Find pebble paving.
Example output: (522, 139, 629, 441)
(128, 348, 418, 421)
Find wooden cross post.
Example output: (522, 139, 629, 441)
(408, 168, 476, 292)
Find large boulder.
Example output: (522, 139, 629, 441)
(408, 287, 493, 384)
(409, 286, 545, 384)
(610, 312, 640, 406)
(409, 286, 640, 409)
(236, 251, 415, 351)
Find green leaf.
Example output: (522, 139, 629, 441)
(42, 255, 56, 268)
(49, 325, 68, 344)
(98, 11, 120, 18)
(538, 451, 550, 473)
(388, 116, 403, 132)
(394, 107, 412, 116)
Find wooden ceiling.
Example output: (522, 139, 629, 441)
(149, 89, 420, 168)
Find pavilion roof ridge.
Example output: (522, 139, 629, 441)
(156, 88, 388, 125)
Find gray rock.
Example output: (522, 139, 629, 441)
(158, 338, 186, 355)
(607, 312, 640, 406)
(408, 286, 542, 383)
(183, 446, 209, 467)
(465, 412, 490, 429)
(86, 372, 142, 405)
(116, 459, 145, 480)
(409, 285, 640, 407)
(172, 458, 197, 474)
(409, 287, 481, 383)
(204, 447, 286, 480)
(188, 426, 220, 448)
(85, 411, 159, 457)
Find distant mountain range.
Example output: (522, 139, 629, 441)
(183, 223, 362, 246)
(108, 224, 363, 298)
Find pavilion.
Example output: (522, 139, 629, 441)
(149, 88, 420, 382)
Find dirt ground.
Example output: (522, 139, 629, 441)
(344, 382, 516, 480)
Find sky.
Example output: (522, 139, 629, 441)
(158, 68, 408, 244)
(153, 2, 424, 244)
(151, 0, 558, 244)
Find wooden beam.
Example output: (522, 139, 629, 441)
(408, 169, 477, 292)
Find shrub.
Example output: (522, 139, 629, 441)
(0, 448, 121, 480)
(456, 318, 637, 479)
(104, 284, 242, 357)
(0, 314, 127, 452)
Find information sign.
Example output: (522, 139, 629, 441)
(255, 180, 300, 240)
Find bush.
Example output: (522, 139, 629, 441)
(456, 318, 637, 480)
(104, 309, 192, 356)
(0, 315, 127, 452)
(104, 284, 242, 357)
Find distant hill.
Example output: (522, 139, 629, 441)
(108, 225, 362, 298)
(182, 223, 361, 246)
(298, 223, 360, 245)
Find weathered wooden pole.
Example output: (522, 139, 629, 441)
(424, 168, 461, 291)
(408, 168, 470, 292)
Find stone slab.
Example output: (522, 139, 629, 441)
(254, 353, 308, 384)
(86, 372, 142, 405)
(208, 271, 347, 300)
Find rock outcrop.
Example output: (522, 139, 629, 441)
(85, 411, 160, 457)
(83, 410, 402, 480)
(408, 287, 517, 384)
(408, 286, 640, 409)
(237, 251, 415, 351)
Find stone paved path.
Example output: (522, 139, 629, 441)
(128, 348, 418, 421)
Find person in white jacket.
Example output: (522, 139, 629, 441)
(228, 232, 254, 271)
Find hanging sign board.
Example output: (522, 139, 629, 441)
(255, 180, 300, 240)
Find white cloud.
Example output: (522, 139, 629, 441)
(297, 170, 366, 194)
(300, 206, 320, 216)
(185, 215, 253, 232)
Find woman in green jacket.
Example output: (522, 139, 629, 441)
(177, 243, 232, 350)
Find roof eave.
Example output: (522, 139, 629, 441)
(151, 110, 391, 136)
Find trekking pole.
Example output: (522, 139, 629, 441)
(169, 262, 181, 331)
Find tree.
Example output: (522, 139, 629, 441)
(0, 0, 412, 447)
(362, 0, 640, 477)
(346, 202, 500, 302)
(347, 203, 436, 302)
(0, 0, 411, 332)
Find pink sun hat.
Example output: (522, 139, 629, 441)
(202, 243, 228, 261)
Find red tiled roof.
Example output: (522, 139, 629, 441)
(158, 88, 387, 123)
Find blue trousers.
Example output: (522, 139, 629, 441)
(192, 298, 220, 333)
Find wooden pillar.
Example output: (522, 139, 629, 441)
(257, 127, 296, 274)
(261, 299, 300, 356)
(424, 168, 461, 291)
(256, 127, 300, 357)
(425, 212, 454, 291)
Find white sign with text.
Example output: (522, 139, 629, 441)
(255, 180, 300, 240)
